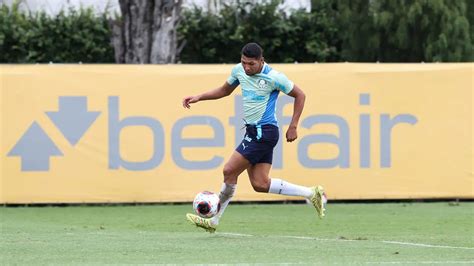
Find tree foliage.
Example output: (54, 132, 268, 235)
(0, 2, 114, 63)
(179, 0, 472, 63)
(335, 0, 472, 62)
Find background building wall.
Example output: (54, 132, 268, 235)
(1, 0, 310, 15)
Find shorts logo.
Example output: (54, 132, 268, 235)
(244, 135, 252, 142)
(242, 143, 247, 150)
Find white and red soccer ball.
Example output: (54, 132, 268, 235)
(193, 191, 221, 218)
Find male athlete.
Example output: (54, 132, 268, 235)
(182, 43, 326, 233)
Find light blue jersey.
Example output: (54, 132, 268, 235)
(226, 63, 294, 126)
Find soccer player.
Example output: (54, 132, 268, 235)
(182, 43, 326, 233)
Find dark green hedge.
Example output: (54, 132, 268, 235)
(177, 1, 340, 63)
(0, 3, 114, 63)
(178, 0, 472, 63)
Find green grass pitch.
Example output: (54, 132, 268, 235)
(1, 202, 473, 265)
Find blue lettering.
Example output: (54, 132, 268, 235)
(108, 96, 165, 171)
(380, 114, 418, 167)
(359, 93, 371, 168)
(298, 115, 350, 168)
(360, 114, 371, 168)
(229, 95, 245, 149)
(172, 116, 224, 170)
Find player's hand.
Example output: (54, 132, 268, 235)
(286, 126, 298, 142)
(182, 95, 199, 109)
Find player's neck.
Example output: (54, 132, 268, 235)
(257, 63, 265, 74)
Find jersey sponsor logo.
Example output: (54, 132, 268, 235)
(242, 88, 265, 101)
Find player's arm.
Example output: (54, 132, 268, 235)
(182, 82, 238, 109)
(286, 84, 306, 142)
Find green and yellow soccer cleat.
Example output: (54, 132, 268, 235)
(186, 213, 217, 233)
(310, 186, 327, 219)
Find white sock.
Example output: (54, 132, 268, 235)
(268, 178, 313, 198)
(211, 183, 236, 225)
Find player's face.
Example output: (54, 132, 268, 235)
(241, 55, 264, 76)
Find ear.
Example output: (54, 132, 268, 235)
(261, 57, 265, 63)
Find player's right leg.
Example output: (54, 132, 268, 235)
(186, 151, 250, 232)
(212, 152, 250, 225)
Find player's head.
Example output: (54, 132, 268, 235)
(241, 42, 264, 76)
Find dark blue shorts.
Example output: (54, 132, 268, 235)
(236, 124, 279, 165)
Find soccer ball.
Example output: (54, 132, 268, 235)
(193, 191, 221, 218)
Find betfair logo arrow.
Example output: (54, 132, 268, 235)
(46, 96, 100, 146)
(7, 122, 63, 171)
(7, 96, 100, 171)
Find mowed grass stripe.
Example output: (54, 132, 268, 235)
(1, 202, 473, 264)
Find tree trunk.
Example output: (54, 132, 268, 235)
(111, 0, 182, 64)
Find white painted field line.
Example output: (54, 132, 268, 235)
(219, 232, 474, 250)
(278, 235, 474, 250)
(381, 240, 474, 250)
(275, 235, 358, 242)
(217, 232, 254, 237)
(366, 261, 474, 264)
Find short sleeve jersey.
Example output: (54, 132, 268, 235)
(226, 63, 294, 126)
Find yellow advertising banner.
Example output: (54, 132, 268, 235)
(1, 64, 472, 203)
